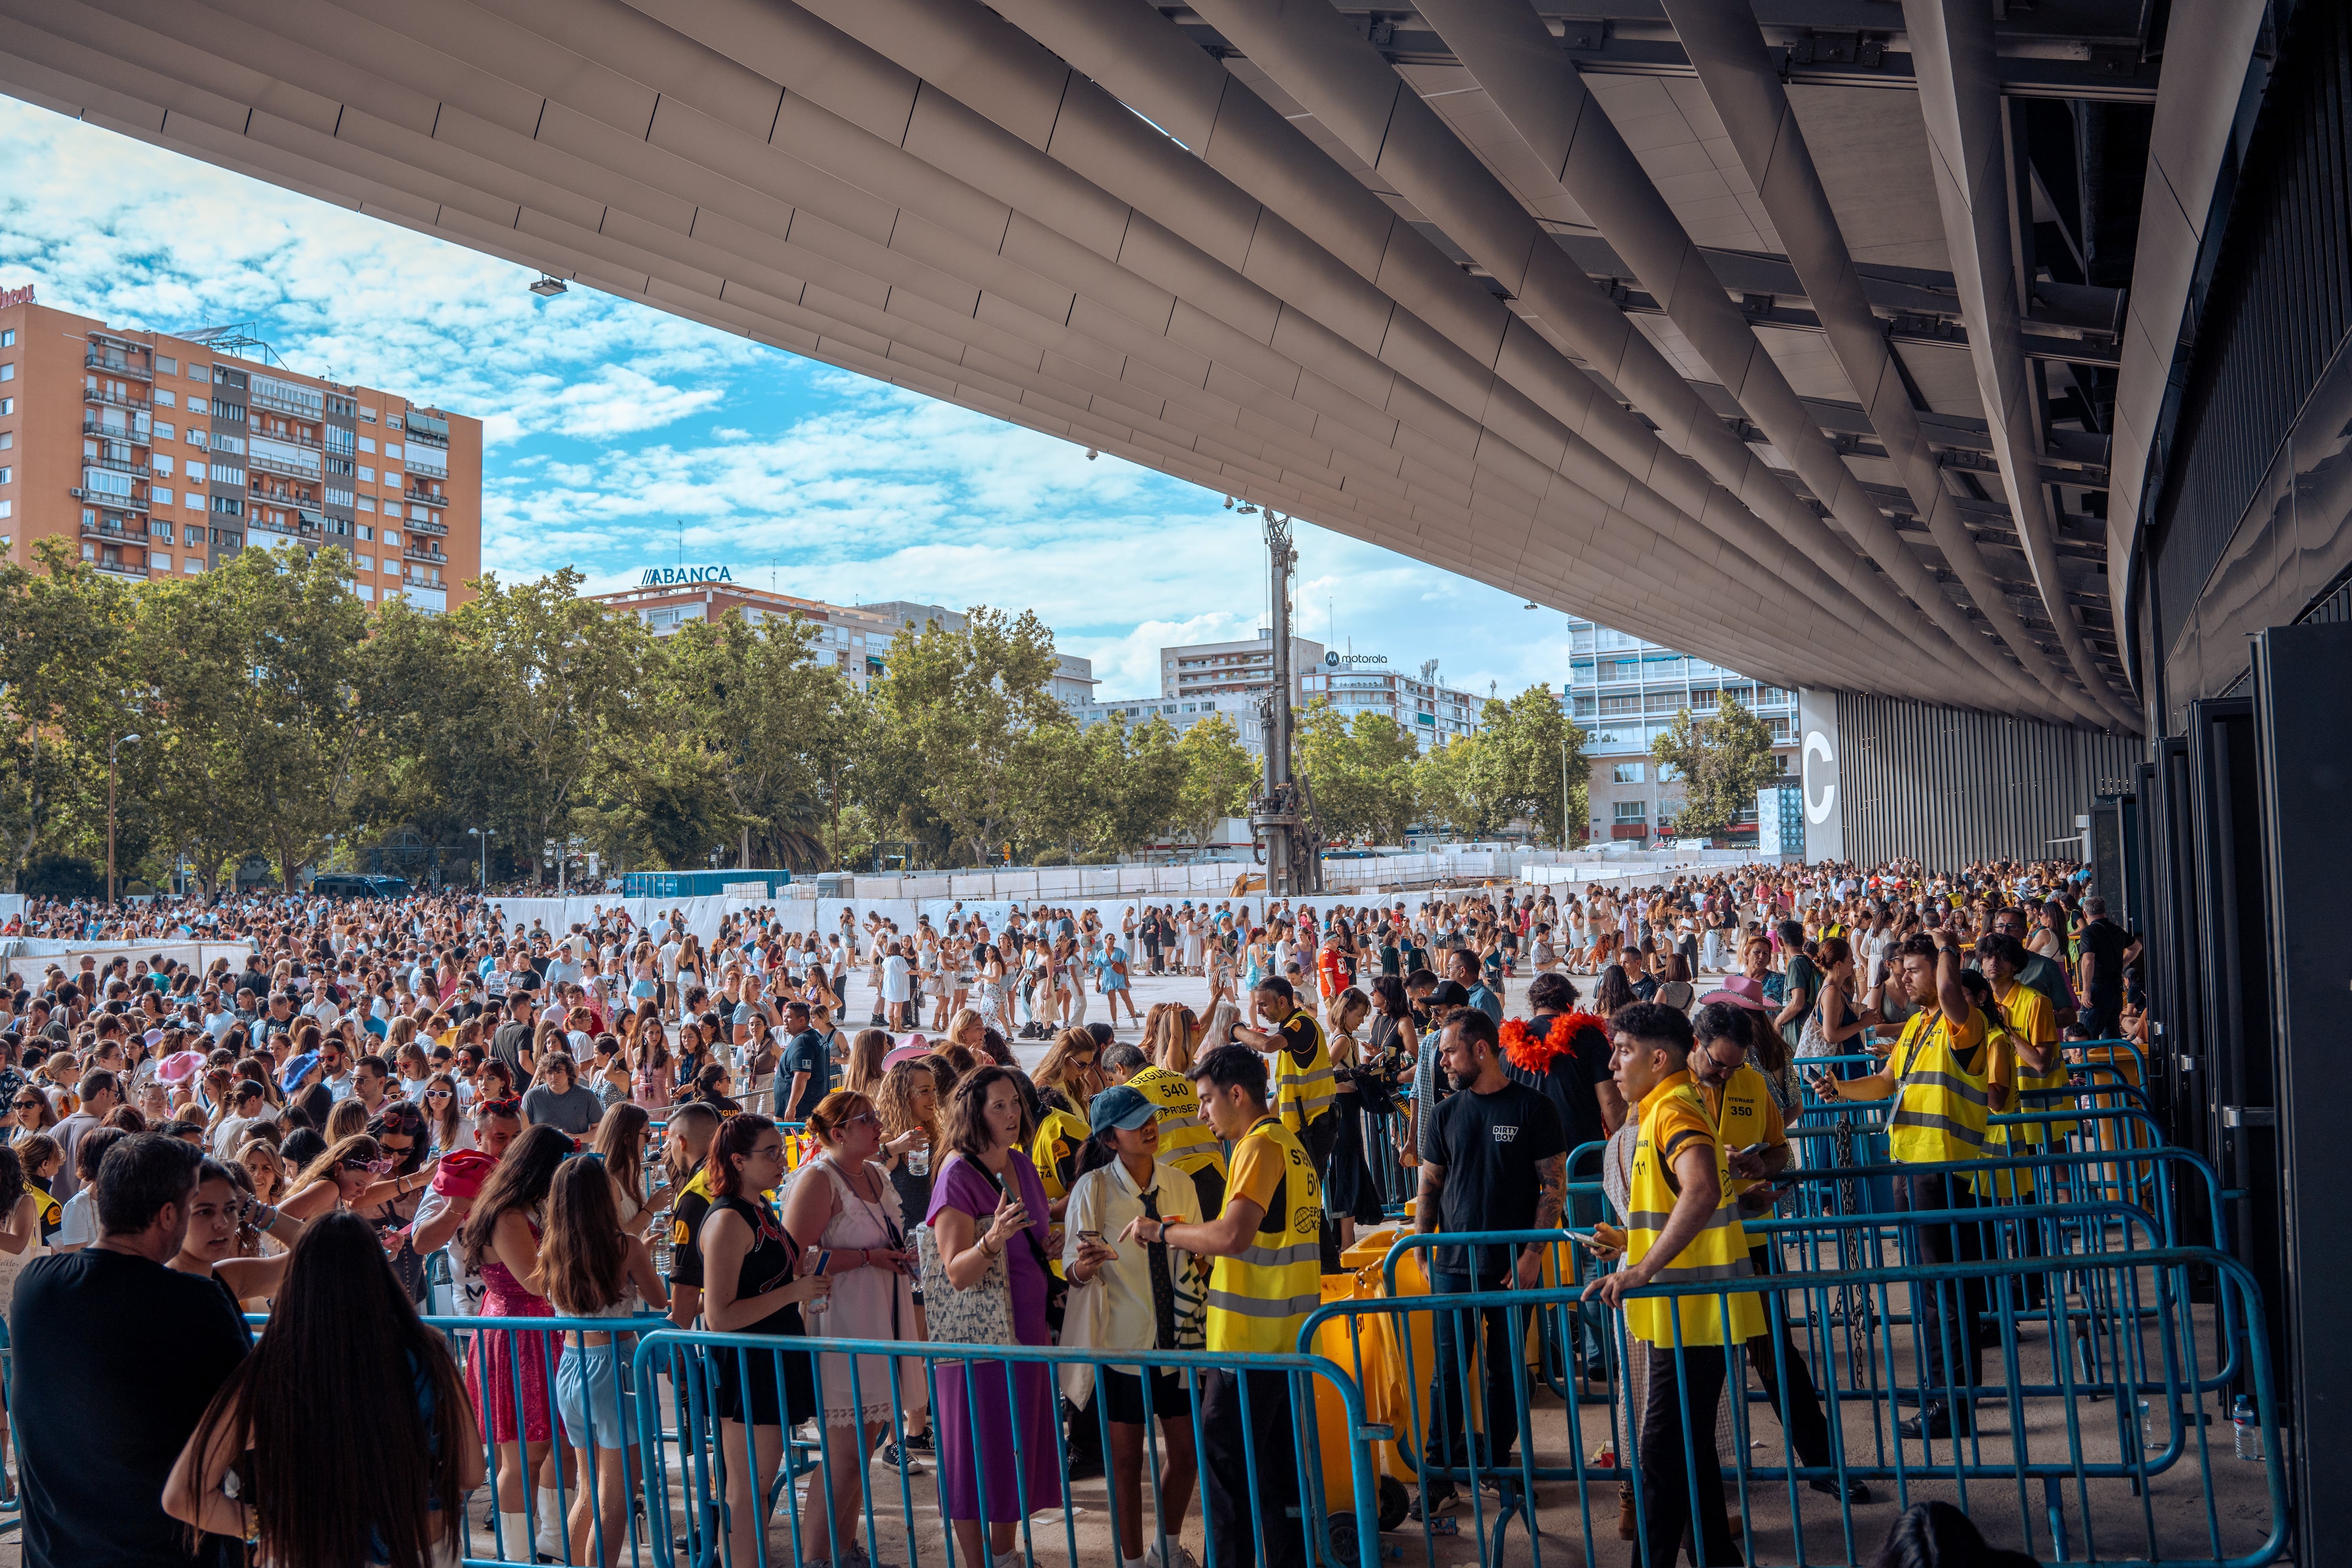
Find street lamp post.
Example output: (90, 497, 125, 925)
(1559, 734, 1573, 851)
(107, 732, 141, 904)
(469, 826, 496, 891)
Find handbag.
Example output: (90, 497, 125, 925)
(977, 1161, 1068, 1335)
(916, 1213, 1016, 1351)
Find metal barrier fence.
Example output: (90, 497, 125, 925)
(1307, 1239, 2286, 1568)
(389, 1315, 1388, 1568)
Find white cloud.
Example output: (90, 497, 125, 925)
(0, 96, 1616, 708)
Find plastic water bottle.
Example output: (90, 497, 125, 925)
(2233, 1396, 2263, 1462)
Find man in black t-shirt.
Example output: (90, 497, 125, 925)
(1412, 1009, 1567, 1508)
(489, 993, 538, 1085)
(1504, 974, 1625, 1157)
(14, 1134, 250, 1567)
(778, 1001, 831, 1122)
(2075, 897, 2131, 1039)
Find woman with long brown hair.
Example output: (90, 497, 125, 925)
(457, 1123, 577, 1558)
(699, 1113, 830, 1568)
(842, 1027, 892, 1098)
(165, 1211, 484, 1568)
(541, 1157, 667, 1568)
(589, 1101, 668, 1239)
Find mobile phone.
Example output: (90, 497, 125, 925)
(811, 1250, 834, 1278)
(1077, 1228, 1103, 1247)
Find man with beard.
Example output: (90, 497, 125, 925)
(1408, 1008, 1566, 1516)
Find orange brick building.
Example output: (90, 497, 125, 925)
(0, 291, 480, 612)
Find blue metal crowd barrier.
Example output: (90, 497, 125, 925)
(1307, 1240, 2286, 1568)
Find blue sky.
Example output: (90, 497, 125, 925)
(0, 97, 1580, 701)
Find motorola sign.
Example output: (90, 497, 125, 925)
(640, 565, 736, 586)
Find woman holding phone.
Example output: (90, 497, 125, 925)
(781, 1090, 924, 1557)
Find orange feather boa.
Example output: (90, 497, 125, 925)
(1501, 1011, 1610, 1074)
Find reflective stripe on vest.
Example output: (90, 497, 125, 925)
(1624, 1079, 1763, 1348)
(1204, 1116, 1323, 1354)
(1272, 1010, 1336, 1131)
(1707, 1063, 1774, 1199)
(1887, 1011, 1990, 1164)
(1129, 1067, 1227, 1178)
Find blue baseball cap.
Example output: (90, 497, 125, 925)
(1089, 1084, 1158, 1138)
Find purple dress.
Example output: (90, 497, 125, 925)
(925, 1151, 1063, 1522)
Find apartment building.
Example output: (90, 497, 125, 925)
(1073, 693, 1266, 758)
(1160, 629, 1325, 707)
(0, 293, 480, 612)
(594, 583, 1097, 701)
(1564, 615, 1797, 841)
(1297, 653, 1482, 750)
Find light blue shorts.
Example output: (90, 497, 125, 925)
(556, 1341, 637, 1449)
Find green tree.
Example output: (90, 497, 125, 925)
(574, 733, 743, 870)
(869, 607, 1066, 867)
(1650, 692, 1780, 839)
(1108, 715, 1184, 853)
(1472, 685, 1582, 846)
(0, 541, 134, 887)
(1296, 701, 1422, 844)
(1175, 712, 1258, 853)
(654, 611, 857, 869)
(135, 545, 381, 889)
(427, 569, 652, 881)
(1414, 733, 1514, 839)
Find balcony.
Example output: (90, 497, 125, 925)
(249, 384, 324, 420)
(404, 513, 447, 537)
(86, 453, 152, 478)
(83, 418, 151, 444)
(81, 516, 150, 543)
(247, 449, 322, 483)
(83, 383, 150, 412)
(402, 540, 448, 563)
(84, 348, 152, 381)
(403, 482, 447, 505)
(91, 558, 151, 584)
(401, 413, 451, 447)
(251, 424, 323, 450)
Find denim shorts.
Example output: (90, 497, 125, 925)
(556, 1341, 637, 1450)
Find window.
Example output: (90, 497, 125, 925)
(358, 524, 373, 541)
(185, 525, 204, 546)
(0, 399, 12, 416)
(357, 435, 375, 454)
(152, 554, 171, 573)
(151, 486, 172, 506)
(156, 354, 175, 374)
(0, 365, 13, 382)
(1612, 763, 1645, 783)
(384, 442, 402, 459)
(211, 495, 242, 516)
(357, 465, 373, 481)
(184, 557, 202, 573)
(187, 462, 207, 485)
(185, 363, 207, 381)
(0, 330, 12, 347)
(153, 390, 175, 409)
(0, 433, 9, 450)
(357, 583, 374, 601)
(356, 495, 374, 511)
(1613, 801, 1648, 822)
(189, 398, 209, 418)
(383, 529, 399, 547)
(356, 554, 373, 571)
(152, 455, 172, 477)
(153, 421, 174, 440)
(0, 501, 10, 521)
(358, 406, 375, 423)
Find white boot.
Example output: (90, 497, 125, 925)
(536, 1487, 566, 1559)
(498, 1511, 530, 1560)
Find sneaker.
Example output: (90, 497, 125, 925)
(1408, 1487, 1459, 1521)
(879, 1440, 926, 1472)
(1145, 1543, 1201, 1568)
(901, 1429, 934, 1455)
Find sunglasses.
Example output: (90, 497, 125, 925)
(424, 1089, 453, 1100)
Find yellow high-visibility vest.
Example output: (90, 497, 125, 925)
(1886, 1009, 1991, 1165)
(1625, 1075, 1764, 1348)
(1203, 1115, 1322, 1353)
(1705, 1062, 1776, 1203)
(1129, 1066, 1226, 1179)
(1271, 1008, 1336, 1133)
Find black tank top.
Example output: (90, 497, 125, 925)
(717, 1194, 804, 1337)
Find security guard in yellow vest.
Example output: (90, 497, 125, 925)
(1816, 928, 1990, 1439)
(1583, 1002, 1763, 1566)
(1125, 1044, 1321, 1568)
(1690, 1000, 1869, 1502)
(1128, 1062, 1228, 1215)
(1235, 975, 1341, 1271)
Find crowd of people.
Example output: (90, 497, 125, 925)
(0, 853, 2140, 1568)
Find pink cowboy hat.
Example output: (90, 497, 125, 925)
(1696, 974, 1770, 1012)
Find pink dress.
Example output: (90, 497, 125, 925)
(469, 1219, 555, 1443)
